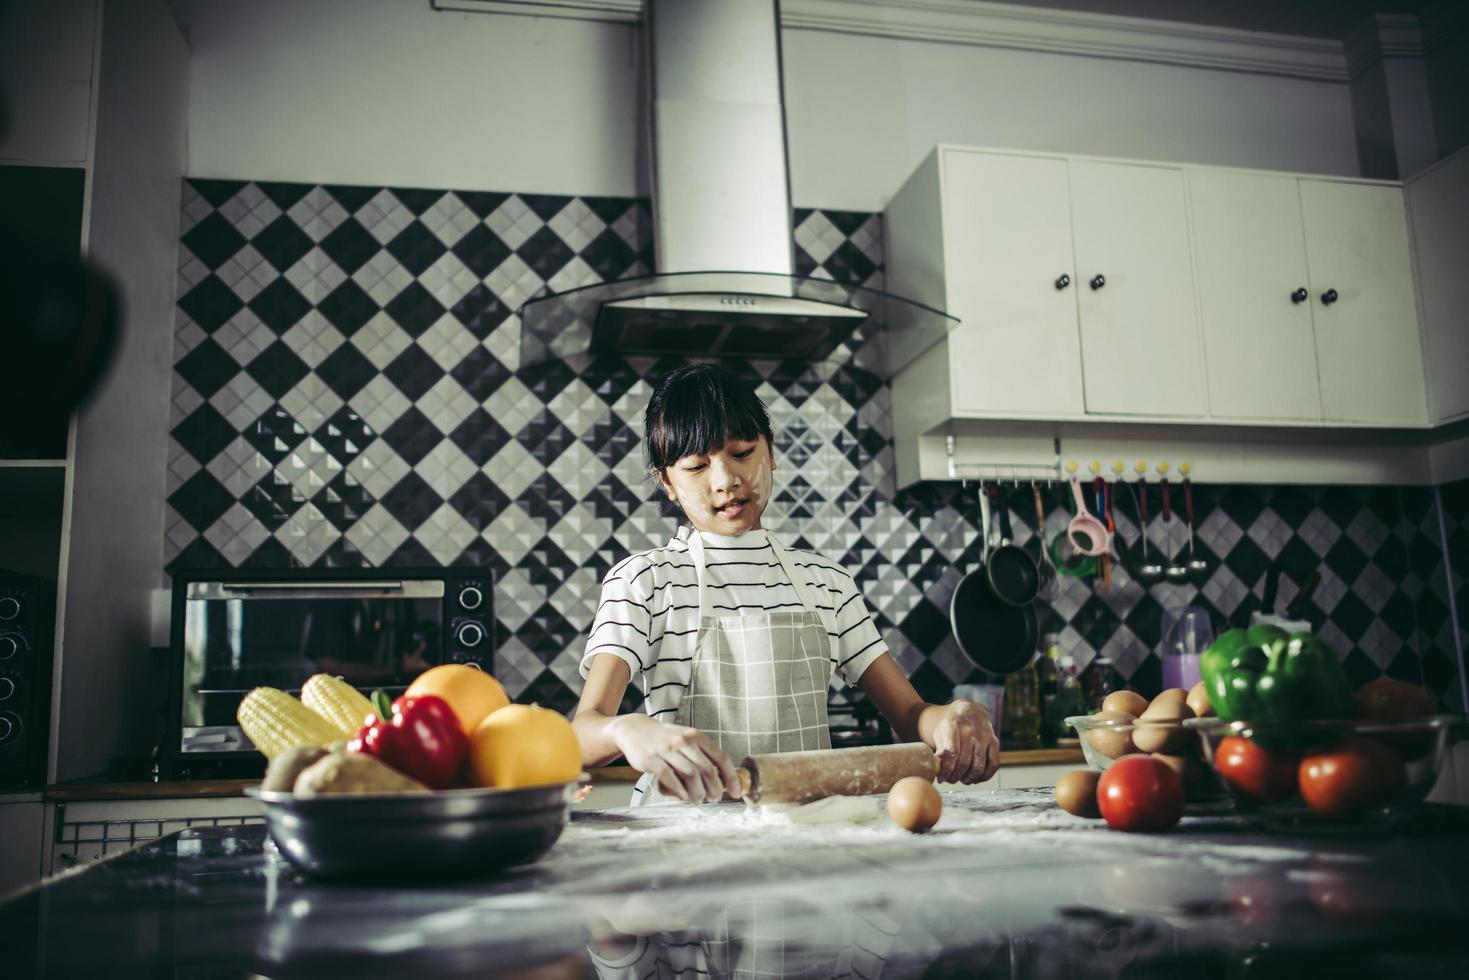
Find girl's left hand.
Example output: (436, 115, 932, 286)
(929, 699, 1000, 784)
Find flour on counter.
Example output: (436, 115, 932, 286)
(768, 795, 883, 825)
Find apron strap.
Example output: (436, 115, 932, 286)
(683, 528, 714, 623)
(767, 533, 824, 618)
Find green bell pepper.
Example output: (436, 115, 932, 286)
(1200, 627, 1355, 725)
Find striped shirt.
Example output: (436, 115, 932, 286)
(579, 529, 886, 721)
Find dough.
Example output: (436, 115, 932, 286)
(778, 794, 882, 825)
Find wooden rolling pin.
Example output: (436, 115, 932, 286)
(734, 743, 939, 804)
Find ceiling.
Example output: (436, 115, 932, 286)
(984, 0, 1436, 40)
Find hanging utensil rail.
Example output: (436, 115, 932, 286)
(944, 435, 1062, 483)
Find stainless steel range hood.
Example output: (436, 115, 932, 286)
(518, 0, 955, 374)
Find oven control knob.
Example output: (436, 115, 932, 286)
(0, 677, 14, 701)
(458, 586, 484, 611)
(0, 597, 19, 621)
(0, 634, 23, 660)
(456, 622, 485, 648)
(0, 711, 20, 744)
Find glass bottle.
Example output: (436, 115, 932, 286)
(1045, 653, 1086, 746)
(1003, 655, 1042, 749)
(1081, 656, 1122, 712)
(1036, 635, 1061, 745)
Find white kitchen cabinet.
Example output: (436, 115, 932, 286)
(1189, 170, 1323, 421)
(886, 147, 1206, 431)
(906, 149, 1087, 419)
(1189, 173, 1424, 426)
(1299, 179, 1426, 425)
(1069, 160, 1207, 417)
(0, 0, 97, 164)
(1405, 146, 1469, 425)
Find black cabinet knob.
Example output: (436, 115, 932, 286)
(1054, 274, 1071, 290)
(1321, 288, 1339, 305)
(1291, 287, 1309, 304)
(1089, 274, 1106, 290)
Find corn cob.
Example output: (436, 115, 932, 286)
(237, 687, 342, 759)
(301, 673, 378, 737)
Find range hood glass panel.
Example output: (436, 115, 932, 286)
(518, 271, 957, 377)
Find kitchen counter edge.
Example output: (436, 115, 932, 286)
(45, 748, 1084, 800)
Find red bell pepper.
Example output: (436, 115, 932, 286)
(348, 694, 468, 789)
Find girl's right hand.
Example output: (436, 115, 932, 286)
(608, 714, 741, 803)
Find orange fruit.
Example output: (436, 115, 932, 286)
(404, 664, 509, 736)
(468, 704, 581, 789)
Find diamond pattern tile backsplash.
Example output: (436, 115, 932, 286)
(1441, 477, 1469, 693)
(165, 179, 1466, 718)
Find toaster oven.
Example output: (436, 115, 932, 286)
(162, 567, 493, 779)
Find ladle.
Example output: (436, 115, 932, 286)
(1135, 480, 1165, 585)
(1162, 477, 1190, 583)
(1032, 483, 1060, 601)
(1182, 476, 1210, 581)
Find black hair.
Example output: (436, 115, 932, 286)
(644, 363, 773, 472)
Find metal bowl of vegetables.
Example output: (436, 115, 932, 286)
(247, 777, 587, 881)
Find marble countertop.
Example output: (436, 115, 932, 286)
(5, 789, 1469, 978)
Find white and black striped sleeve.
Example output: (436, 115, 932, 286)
(581, 558, 656, 684)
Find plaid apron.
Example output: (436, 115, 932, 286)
(633, 528, 836, 805)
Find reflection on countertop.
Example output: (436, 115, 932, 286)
(5, 789, 1469, 978)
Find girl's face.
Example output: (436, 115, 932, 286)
(657, 436, 776, 535)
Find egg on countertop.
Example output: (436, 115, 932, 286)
(887, 776, 942, 833)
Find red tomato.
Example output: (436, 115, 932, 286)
(1298, 737, 1407, 818)
(1097, 755, 1185, 832)
(1214, 736, 1298, 803)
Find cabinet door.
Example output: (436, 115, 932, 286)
(0, 802, 43, 894)
(1407, 150, 1469, 423)
(1299, 180, 1427, 425)
(941, 150, 1086, 417)
(1188, 170, 1322, 420)
(1069, 161, 1207, 416)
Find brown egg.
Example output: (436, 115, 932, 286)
(1151, 688, 1189, 709)
(1053, 769, 1102, 818)
(1102, 690, 1149, 717)
(1084, 709, 1137, 760)
(1132, 698, 1195, 754)
(887, 776, 943, 833)
(1187, 681, 1214, 718)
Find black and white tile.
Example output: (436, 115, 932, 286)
(164, 179, 1466, 715)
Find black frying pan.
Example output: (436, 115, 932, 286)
(951, 574, 1037, 675)
(950, 486, 1039, 675)
(986, 485, 1040, 605)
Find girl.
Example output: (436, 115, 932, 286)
(573, 363, 998, 803)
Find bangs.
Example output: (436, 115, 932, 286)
(645, 364, 773, 471)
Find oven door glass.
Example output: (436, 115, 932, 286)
(179, 579, 445, 753)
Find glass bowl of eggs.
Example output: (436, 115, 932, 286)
(1183, 713, 1460, 833)
(1066, 685, 1232, 811)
